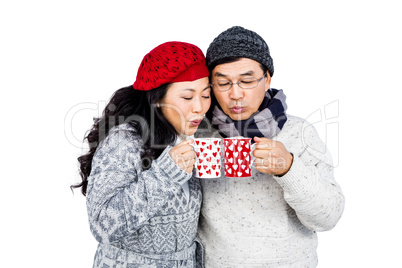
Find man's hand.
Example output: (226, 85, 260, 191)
(253, 137, 293, 176)
(169, 139, 196, 174)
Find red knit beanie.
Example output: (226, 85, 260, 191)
(133, 41, 209, 91)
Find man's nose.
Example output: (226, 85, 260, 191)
(229, 83, 244, 100)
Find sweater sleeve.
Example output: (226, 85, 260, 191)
(86, 126, 192, 244)
(273, 123, 345, 232)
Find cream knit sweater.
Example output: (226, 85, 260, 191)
(197, 115, 345, 267)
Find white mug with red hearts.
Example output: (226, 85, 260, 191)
(192, 138, 222, 178)
(224, 137, 255, 178)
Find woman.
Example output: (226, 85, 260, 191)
(72, 42, 211, 267)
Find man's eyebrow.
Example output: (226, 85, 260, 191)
(214, 72, 227, 78)
(240, 71, 254, 76)
(214, 70, 255, 77)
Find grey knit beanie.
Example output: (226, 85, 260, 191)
(206, 26, 274, 77)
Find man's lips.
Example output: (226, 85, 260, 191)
(230, 106, 245, 114)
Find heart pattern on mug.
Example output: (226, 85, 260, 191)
(224, 138, 253, 178)
(193, 138, 221, 178)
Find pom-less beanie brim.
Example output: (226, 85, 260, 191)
(206, 26, 274, 77)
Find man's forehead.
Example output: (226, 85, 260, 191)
(212, 58, 261, 77)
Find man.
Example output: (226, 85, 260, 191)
(196, 26, 345, 267)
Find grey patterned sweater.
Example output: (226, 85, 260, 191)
(86, 123, 203, 268)
(196, 115, 345, 267)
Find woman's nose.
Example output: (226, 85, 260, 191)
(192, 98, 203, 113)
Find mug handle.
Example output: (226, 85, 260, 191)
(188, 139, 197, 150)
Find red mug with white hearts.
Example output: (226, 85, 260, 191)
(224, 137, 255, 178)
(192, 138, 222, 178)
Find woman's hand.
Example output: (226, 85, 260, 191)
(169, 139, 196, 174)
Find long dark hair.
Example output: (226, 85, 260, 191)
(71, 84, 176, 196)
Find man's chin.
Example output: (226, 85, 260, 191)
(228, 112, 251, 121)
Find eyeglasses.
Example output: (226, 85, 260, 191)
(210, 74, 266, 92)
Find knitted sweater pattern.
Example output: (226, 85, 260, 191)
(86, 124, 202, 268)
(196, 115, 345, 267)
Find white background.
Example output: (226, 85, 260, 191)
(1, 0, 401, 267)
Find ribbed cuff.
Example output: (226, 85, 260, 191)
(155, 146, 192, 185)
(273, 154, 314, 195)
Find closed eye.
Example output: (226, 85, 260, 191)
(218, 82, 230, 86)
(241, 80, 254, 84)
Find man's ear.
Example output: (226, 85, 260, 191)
(265, 72, 272, 91)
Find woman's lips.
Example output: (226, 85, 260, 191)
(230, 106, 245, 114)
(190, 119, 202, 126)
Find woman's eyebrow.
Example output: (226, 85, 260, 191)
(180, 86, 211, 92)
